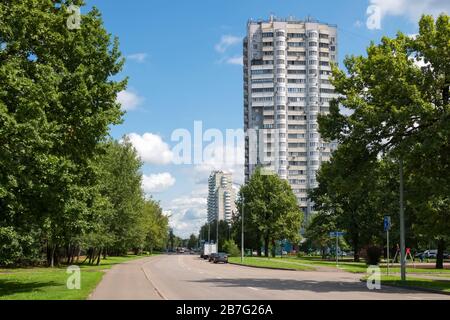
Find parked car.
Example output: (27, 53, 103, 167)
(424, 250, 437, 258)
(213, 252, 229, 264)
(416, 250, 438, 259)
(208, 253, 218, 262)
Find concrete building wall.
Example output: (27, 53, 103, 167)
(244, 16, 339, 223)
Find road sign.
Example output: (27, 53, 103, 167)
(384, 216, 391, 231)
(329, 231, 345, 237)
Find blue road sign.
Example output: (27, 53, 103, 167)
(384, 216, 391, 231)
(329, 231, 345, 237)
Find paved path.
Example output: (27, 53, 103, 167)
(89, 257, 162, 300)
(90, 254, 450, 300)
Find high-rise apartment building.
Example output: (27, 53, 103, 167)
(207, 171, 236, 225)
(243, 16, 338, 222)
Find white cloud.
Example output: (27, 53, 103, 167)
(142, 172, 175, 193)
(117, 90, 144, 111)
(226, 55, 243, 66)
(127, 53, 148, 63)
(126, 132, 174, 165)
(215, 35, 242, 53)
(369, 0, 449, 24)
(165, 191, 208, 238)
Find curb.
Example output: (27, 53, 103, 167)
(228, 262, 313, 272)
(359, 279, 450, 296)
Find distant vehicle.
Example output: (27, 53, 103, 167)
(424, 250, 437, 258)
(416, 250, 438, 259)
(208, 253, 218, 262)
(201, 243, 217, 259)
(213, 252, 228, 264)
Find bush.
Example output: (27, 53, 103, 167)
(366, 246, 382, 265)
(222, 240, 240, 257)
(0, 227, 23, 266)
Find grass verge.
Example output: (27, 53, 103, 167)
(0, 255, 149, 300)
(228, 257, 315, 271)
(364, 275, 450, 294)
(280, 257, 450, 276)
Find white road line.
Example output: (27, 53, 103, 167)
(141, 257, 168, 300)
(247, 286, 258, 291)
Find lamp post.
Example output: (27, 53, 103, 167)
(399, 158, 406, 281)
(241, 194, 245, 263)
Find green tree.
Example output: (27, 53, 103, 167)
(222, 239, 240, 257)
(235, 167, 303, 257)
(187, 234, 198, 250)
(0, 0, 125, 266)
(318, 14, 450, 268)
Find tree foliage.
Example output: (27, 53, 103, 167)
(313, 14, 449, 267)
(234, 167, 303, 257)
(0, 1, 169, 267)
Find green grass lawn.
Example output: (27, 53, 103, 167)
(228, 257, 315, 271)
(278, 257, 368, 273)
(370, 275, 450, 294)
(279, 257, 450, 276)
(0, 255, 149, 300)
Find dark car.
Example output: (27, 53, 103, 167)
(213, 252, 228, 264)
(208, 253, 218, 262)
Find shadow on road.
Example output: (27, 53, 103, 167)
(190, 277, 411, 295)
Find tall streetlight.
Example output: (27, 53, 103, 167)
(216, 217, 219, 249)
(241, 194, 245, 263)
(208, 223, 211, 243)
(399, 158, 406, 281)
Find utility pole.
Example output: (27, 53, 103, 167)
(216, 217, 219, 250)
(208, 223, 210, 243)
(399, 158, 406, 281)
(241, 194, 245, 263)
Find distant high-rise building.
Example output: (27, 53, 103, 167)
(243, 16, 338, 222)
(207, 171, 235, 224)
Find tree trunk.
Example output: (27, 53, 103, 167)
(50, 245, 56, 268)
(353, 236, 360, 262)
(436, 238, 445, 269)
(271, 239, 276, 258)
(96, 249, 102, 266)
(264, 236, 269, 258)
(76, 246, 81, 263)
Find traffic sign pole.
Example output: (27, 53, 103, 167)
(336, 234, 339, 267)
(384, 216, 391, 275)
(387, 228, 390, 275)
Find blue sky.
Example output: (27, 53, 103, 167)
(85, 0, 449, 238)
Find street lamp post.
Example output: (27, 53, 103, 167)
(399, 158, 406, 281)
(208, 223, 211, 243)
(241, 194, 245, 263)
(216, 218, 219, 250)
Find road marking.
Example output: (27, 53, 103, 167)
(247, 286, 258, 291)
(141, 258, 168, 300)
(216, 276, 222, 279)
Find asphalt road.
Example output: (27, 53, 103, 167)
(89, 254, 450, 300)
